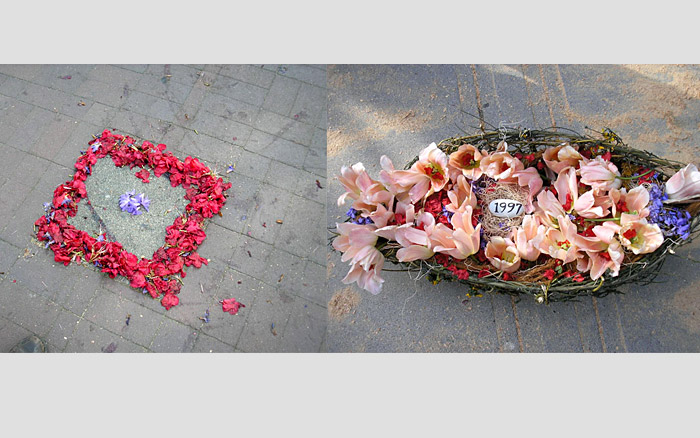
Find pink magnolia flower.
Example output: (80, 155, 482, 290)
(447, 143, 484, 181)
(579, 156, 622, 191)
(341, 250, 385, 295)
(553, 167, 609, 218)
(543, 144, 584, 174)
(444, 174, 477, 214)
(386, 212, 437, 262)
(431, 206, 481, 259)
(536, 215, 583, 264)
(511, 214, 543, 261)
(374, 202, 416, 242)
(513, 167, 543, 214)
(485, 236, 521, 273)
(479, 142, 524, 183)
(336, 162, 392, 215)
(534, 189, 567, 229)
(618, 219, 664, 255)
(578, 239, 625, 280)
(332, 222, 386, 294)
(332, 222, 379, 266)
(379, 143, 449, 203)
(616, 186, 650, 225)
(665, 163, 700, 204)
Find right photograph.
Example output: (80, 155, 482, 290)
(326, 64, 700, 352)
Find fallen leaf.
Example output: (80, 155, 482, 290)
(78, 101, 86, 106)
(278, 274, 284, 283)
(59, 75, 72, 80)
(315, 180, 323, 189)
(102, 342, 117, 353)
(276, 219, 283, 224)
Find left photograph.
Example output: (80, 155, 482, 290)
(0, 64, 327, 352)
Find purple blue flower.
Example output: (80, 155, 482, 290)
(346, 207, 374, 225)
(119, 191, 150, 216)
(90, 141, 101, 152)
(647, 182, 691, 240)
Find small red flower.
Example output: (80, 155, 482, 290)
(622, 229, 637, 240)
(478, 269, 490, 278)
(434, 253, 449, 266)
(543, 269, 556, 280)
(572, 274, 585, 282)
(221, 298, 245, 315)
(455, 269, 470, 280)
(503, 272, 514, 281)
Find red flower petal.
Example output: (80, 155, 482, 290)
(221, 298, 245, 315)
(161, 293, 179, 310)
(135, 169, 150, 183)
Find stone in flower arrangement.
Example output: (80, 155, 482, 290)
(34, 130, 232, 310)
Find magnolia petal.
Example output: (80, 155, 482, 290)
(397, 245, 434, 262)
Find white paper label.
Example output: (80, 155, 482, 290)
(488, 199, 524, 218)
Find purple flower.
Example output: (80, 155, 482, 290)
(346, 207, 374, 225)
(119, 191, 150, 216)
(90, 141, 101, 152)
(227, 165, 235, 174)
(647, 182, 691, 240)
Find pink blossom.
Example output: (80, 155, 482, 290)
(393, 212, 437, 262)
(512, 167, 543, 213)
(511, 214, 543, 261)
(665, 163, 700, 204)
(618, 220, 664, 255)
(536, 215, 583, 264)
(379, 143, 449, 203)
(341, 253, 385, 295)
(543, 144, 584, 174)
(534, 189, 567, 229)
(579, 156, 622, 191)
(479, 142, 524, 183)
(616, 186, 650, 225)
(444, 175, 477, 214)
(485, 236, 521, 273)
(332, 222, 379, 266)
(336, 162, 392, 215)
(553, 167, 610, 218)
(447, 143, 484, 181)
(578, 239, 625, 280)
(332, 222, 386, 294)
(431, 206, 481, 259)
